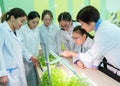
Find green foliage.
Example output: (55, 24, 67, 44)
(61, 42, 66, 51)
(38, 54, 56, 66)
(41, 68, 90, 86)
(38, 55, 46, 66)
(41, 68, 69, 86)
(68, 75, 90, 86)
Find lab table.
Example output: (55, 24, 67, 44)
(37, 58, 120, 86)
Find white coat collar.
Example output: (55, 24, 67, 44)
(25, 24, 36, 31)
(3, 21, 21, 41)
(83, 37, 93, 46)
(43, 23, 52, 30)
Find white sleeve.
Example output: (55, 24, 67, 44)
(78, 30, 116, 66)
(22, 47, 32, 62)
(0, 30, 8, 77)
(93, 57, 103, 68)
(0, 46, 8, 77)
(17, 30, 32, 62)
(55, 31, 62, 55)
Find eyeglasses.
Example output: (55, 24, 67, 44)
(72, 36, 81, 41)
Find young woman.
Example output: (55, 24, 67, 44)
(56, 12, 80, 55)
(72, 25, 94, 68)
(18, 11, 40, 86)
(39, 10, 60, 54)
(62, 6, 120, 79)
(0, 8, 38, 86)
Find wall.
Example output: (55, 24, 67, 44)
(1, 0, 120, 26)
(34, 0, 109, 24)
(3, 0, 34, 14)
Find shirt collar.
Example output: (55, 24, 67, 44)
(95, 18, 102, 32)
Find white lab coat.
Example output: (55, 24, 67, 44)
(39, 23, 60, 54)
(0, 21, 32, 86)
(73, 37, 103, 68)
(19, 24, 40, 57)
(56, 22, 80, 55)
(18, 24, 40, 86)
(78, 21, 120, 71)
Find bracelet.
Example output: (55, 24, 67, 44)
(74, 60, 80, 64)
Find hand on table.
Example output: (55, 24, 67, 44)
(76, 60, 86, 69)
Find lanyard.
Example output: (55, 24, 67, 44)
(95, 18, 102, 32)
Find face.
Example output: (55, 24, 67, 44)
(72, 32, 86, 45)
(28, 17, 40, 29)
(59, 20, 72, 31)
(43, 14, 52, 27)
(79, 20, 95, 32)
(13, 16, 27, 29)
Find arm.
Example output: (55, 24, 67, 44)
(18, 31, 39, 67)
(0, 29, 9, 85)
(55, 31, 62, 55)
(78, 29, 116, 66)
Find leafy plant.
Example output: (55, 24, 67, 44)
(68, 75, 90, 86)
(41, 68, 69, 86)
(41, 68, 90, 86)
(38, 54, 56, 66)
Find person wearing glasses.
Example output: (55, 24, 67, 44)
(39, 10, 60, 54)
(56, 12, 80, 55)
(18, 11, 40, 86)
(72, 25, 95, 68)
(60, 25, 100, 69)
(61, 6, 120, 80)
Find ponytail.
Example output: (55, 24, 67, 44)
(1, 8, 26, 23)
(1, 12, 9, 23)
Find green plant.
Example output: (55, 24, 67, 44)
(41, 68, 90, 86)
(38, 54, 56, 66)
(41, 68, 69, 86)
(68, 75, 90, 86)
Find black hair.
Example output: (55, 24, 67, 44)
(58, 12, 72, 23)
(1, 8, 26, 23)
(27, 11, 40, 20)
(73, 25, 94, 39)
(76, 5, 100, 24)
(41, 10, 53, 20)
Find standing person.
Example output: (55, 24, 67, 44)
(39, 10, 60, 54)
(56, 12, 80, 55)
(61, 5, 120, 80)
(18, 11, 40, 86)
(0, 8, 38, 86)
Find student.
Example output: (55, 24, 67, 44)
(62, 5, 120, 80)
(72, 25, 94, 68)
(56, 12, 80, 55)
(18, 11, 40, 86)
(0, 8, 38, 86)
(39, 10, 60, 54)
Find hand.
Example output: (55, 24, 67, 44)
(31, 56, 39, 67)
(0, 76, 8, 86)
(61, 50, 72, 58)
(77, 61, 86, 69)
